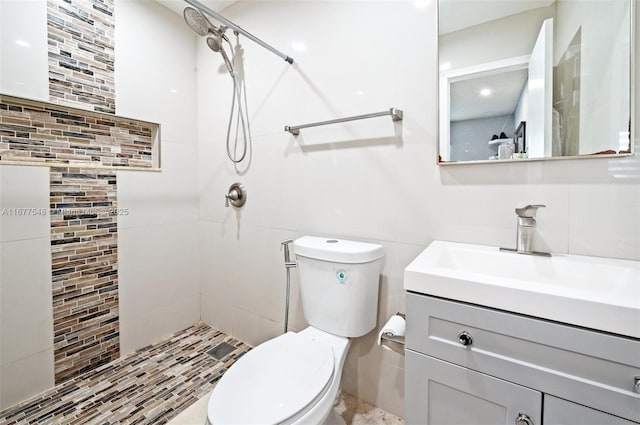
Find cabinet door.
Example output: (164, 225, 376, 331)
(544, 395, 639, 425)
(406, 350, 542, 425)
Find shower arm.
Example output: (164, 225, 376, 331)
(184, 0, 294, 65)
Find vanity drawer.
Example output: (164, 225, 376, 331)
(406, 293, 640, 423)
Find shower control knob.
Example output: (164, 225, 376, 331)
(458, 331, 473, 347)
(224, 193, 233, 207)
(224, 183, 247, 208)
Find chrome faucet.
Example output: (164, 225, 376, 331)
(500, 204, 551, 257)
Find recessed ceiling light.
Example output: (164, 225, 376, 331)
(480, 88, 492, 97)
(15, 40, 30, 48)
(291, 41, 307, 52)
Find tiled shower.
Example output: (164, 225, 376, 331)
(1, 0, 199, 410)
(1, 0, 639, 421)
(3, 0, 158, 390)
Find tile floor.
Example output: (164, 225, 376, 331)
(167, 390, 404, 425)
(334, 392, 404, 425)
(0, 322, 403, 425)
(0, 323, 249, 424)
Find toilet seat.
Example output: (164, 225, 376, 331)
(207, 332, 335, 425)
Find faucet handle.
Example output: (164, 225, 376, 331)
(515, 204, 545, 218)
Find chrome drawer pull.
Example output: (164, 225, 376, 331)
(516, 413, 534, 425)
(634, 376, 640, 393)
(457, 331, 473, 346)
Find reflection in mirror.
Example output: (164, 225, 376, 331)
(438, 0, 633, 164)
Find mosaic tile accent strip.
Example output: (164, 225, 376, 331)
(0, 323, 251, 425)
(50, 167, 119, 384)
(47, 0, 116, 114)
(0, 95, 156, 168)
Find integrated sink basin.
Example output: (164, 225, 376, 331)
(404, 241, 640, 338)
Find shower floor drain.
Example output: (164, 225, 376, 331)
(207, 341, 237, 360)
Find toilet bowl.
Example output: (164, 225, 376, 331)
(206, 327, 350, 425)
(206, 236, 384, 425)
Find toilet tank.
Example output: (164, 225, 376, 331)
(293, 236, 384, 338)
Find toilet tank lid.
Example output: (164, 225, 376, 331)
(293, 236, 384, 263)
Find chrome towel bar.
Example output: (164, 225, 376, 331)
(284, 107, 403, 136)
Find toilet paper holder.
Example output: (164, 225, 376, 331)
(379, 312, 406, 349)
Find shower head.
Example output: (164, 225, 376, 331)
(183, 7, 219, 37)
(207, 36, 234, 76)
(206, 36, 222, 53)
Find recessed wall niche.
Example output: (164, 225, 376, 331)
(0, 94, 160, 169)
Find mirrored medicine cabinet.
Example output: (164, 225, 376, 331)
(438, 0, 634, 164)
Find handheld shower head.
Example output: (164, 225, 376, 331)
(207, 36, 234, 76)
(183, 7, 220, 37)
(206, 36, 222, 52)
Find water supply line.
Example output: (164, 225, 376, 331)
(280, 240, 297, 333)
(224, 35, 249, 164)
(184, 5, 250, 164)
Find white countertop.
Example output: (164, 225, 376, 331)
(404, 241, 640, 339)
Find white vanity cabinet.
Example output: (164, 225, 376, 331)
(544, 396, 638, 425)
(405, 293, 640, 425)
(406, 351, 542, 424)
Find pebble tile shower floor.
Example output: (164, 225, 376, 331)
(0, 323, 250, 425)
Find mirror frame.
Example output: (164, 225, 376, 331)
(436, 0, 636, 165)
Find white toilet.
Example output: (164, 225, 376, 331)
(206, 235, 384, 425)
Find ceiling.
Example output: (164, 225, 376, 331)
(155, 0, 234, 16)
(439, 0, 554, 34)
(440, 1, 553, 122)
(450, 68, 528, 122)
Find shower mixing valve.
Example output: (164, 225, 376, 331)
(225, 183, 247, 208)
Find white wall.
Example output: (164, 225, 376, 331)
(197, 1, 431, 415)
(450, 115, 515, 161)
(198, 0, 640, 418)
(0, 166, 53, 409)
(0, 0, 48, 101)
(0, 0, 54, 408)
(114, 0, 201, 354)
